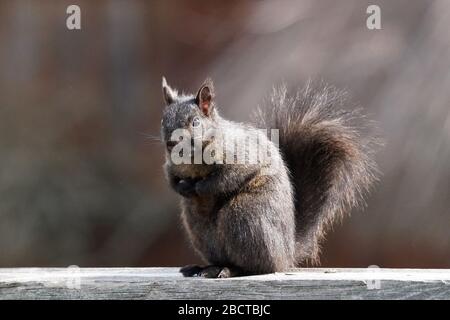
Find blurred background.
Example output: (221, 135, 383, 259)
(0, 0, 448, 268)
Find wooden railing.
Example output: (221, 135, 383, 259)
(0, 268, 449, 299)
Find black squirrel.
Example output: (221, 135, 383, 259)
(160, 77, 379, 278)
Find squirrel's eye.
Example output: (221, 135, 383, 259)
(192, 116, 201, 128)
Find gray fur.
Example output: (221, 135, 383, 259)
(160, 78, 379, 277)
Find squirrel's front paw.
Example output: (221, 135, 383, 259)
(194, 179, 210, 196)
(176, 179, 197, 197)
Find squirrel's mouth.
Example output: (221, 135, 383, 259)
(166, 139, 215, 160)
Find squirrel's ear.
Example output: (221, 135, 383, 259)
(195, 78, 215, 116)
(162, 76, 178, 105)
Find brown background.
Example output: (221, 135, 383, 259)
(0, 0, 448, 268)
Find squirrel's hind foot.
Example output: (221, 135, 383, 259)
(179, 264, 204, 277)
(180, 265, 243, 278)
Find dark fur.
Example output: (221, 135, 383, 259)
(255, 82, 380, 265)
(160, 78, 379, 277)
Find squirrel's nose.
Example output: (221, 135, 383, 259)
(166, 140, 178, 152)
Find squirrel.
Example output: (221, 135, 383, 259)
(160, 77, 379, 278)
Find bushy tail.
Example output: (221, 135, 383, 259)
(255, 81, 380, 265)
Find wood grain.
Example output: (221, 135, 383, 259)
(0, 268, 449, 300)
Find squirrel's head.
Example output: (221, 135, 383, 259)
(160, 77, 218, 155)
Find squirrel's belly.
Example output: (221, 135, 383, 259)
(181, 200, 229, 264)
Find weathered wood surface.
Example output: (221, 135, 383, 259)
(0, 268, 449, 300)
